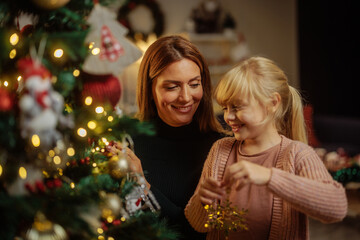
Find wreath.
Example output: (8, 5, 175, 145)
(117, 0, 164, 41)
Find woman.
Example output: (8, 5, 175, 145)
(126, 35, 224, 239)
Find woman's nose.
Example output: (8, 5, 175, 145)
(179, 86, 191, 102)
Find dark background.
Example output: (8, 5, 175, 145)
(298, 0, 359, 118)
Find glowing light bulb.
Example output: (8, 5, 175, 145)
(53, 156, 61, 165)
(4, 81, 8, 87)
(31, 134, 41, 147)
(77, 128, 87, 137)
(49, 150, 55, 157)
(9, 49, 16, 59)
(89, 42, 95, 49)
(17, 76, 22, 81)
(92, 48, 100, 55)
(54, 48, 64, 58)
(97, 228, 104, 234)
(87, 121, 97, 129)
(73, 69, 80, 77)
(19, 166, 27, 179)
(70, 182, 75, 189)
(67, 147, 75, 156)
(9, 33, 19, 46)
(0, 164, 2, 176)
(84, 96, 93, 105)
(95, 106, 104, 114)
(107, 116, 114, 122)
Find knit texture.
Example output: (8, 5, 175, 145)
(132, 117, 223, 240)
(185, 136, 348, 240)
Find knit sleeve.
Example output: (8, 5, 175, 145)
(184, 140, 220, 233)
(267, 144, 348, 223)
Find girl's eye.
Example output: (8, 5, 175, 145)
(222, 106, 228, 111)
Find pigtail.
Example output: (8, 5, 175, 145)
(288, 86, 308, 144)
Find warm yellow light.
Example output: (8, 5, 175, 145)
(107, 116, 114, 122)
(77, 128, 87, 137)
(89, 42, 95, 49)
(17, 76, 22, 81)
(48, 150, 55, 157)
(58, 168, 63, 176)
(106, 216, 113, 223)
(31, 134, 41, 147)
(53, 156, 61, 165)
(9, 33, 19, 46)
(97, 228, 104, 234)
(91, 148, 96, 153)
(84, 96, 93, 105)
(9, 49, 16, 59)
(92, 47, 100, 55)
(19, 166, 27, 179)
(73, 69, 80, 77)
(87, 121, 97, 129)
(92, 163, 97, 167)
(4, 81, 9, 87)
(95, 106, 104, 114)
(108, 237, 115, 240)
(120, 216, 126, 222)
(70, 182, 75, 189)
(95, 147, 100, 151)
(54, 49, 64, 58)
(0, 164, 2, 176)
(98, 236, 105, 240)
(67, 147, 75, 156)
(101, 137, 107, 143)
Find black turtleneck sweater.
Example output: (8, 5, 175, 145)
(132, 118, 223, 240)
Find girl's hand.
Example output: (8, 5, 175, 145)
(198, 177, 227, 205)
(223, 161, 271, 190)
(106, 142, 150, 190)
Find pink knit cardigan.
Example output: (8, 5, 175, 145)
(185, 136, 348, 240)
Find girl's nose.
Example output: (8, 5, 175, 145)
(224, 110, 235, 121)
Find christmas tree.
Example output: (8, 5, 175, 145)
(0, 0, 177, 239)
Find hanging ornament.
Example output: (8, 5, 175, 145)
(108, 152, 130, 179)
(99, 192, 129, 220)
(81, 72, 122, 108)
(25, 212, 68, 240)
(83, 4, 142, 76)
(31, 0, 70, 10)
(0, 88, 14, 112)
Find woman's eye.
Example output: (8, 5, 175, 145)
(190, 83, 201, 88)
(165, 85, 178, 90)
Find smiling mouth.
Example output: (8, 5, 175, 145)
(230, 124, 243, 132)
(172, 105, 192, 113)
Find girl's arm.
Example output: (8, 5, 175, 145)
(184, 140, 220, 233)
(267, 145, 347, 223)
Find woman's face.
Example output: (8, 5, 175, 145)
(152, 59, 203, 127)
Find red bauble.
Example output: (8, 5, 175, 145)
(0, 88, 14, 112)
(81, 73, 122, 108)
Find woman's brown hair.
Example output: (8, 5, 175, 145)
(136, 35, 222, 132)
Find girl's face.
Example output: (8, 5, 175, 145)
(152, 59, 203, 127)
(222, 96, 269, 141)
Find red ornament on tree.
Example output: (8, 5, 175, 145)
(81, 72, 122, 108)
(0, 88, 14, 112)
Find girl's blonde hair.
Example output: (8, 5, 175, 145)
(215, 56, 308, 143)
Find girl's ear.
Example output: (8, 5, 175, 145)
(270, 92, 281, 113)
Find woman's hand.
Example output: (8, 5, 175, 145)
(198, 177, 227, 205)
(223, 161, 271, 190)
(106, 142, 150, 190)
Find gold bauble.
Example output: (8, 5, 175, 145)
(100, 193, 123, 218)
(108, 154, 130, 179)
(32, 0, 70, 10)
(25, 212, 68, 240)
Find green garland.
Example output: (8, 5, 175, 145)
(117, 0, 164, 41)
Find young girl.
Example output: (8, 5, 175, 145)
(185, 56, 347, 240)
